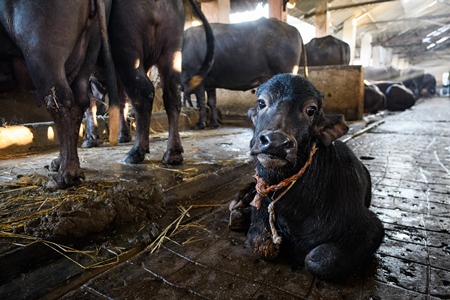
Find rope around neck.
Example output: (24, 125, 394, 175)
(250, 142, 318, 244)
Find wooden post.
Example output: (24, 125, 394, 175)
(315, 0, 329, 37)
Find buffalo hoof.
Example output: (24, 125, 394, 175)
(118, 132, 132, 144)
(162, 150, 183, 165)
(124, 147, 146, 164)
(196, 122, 205, 130)
(81, 138, 100, 148)
(208, 121, 220, 128)
(46, 169, 84, 190)
(49, 157, 61, 172)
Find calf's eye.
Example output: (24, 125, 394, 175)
(306, 106, 317, 116)
(258, 99, 266, 109)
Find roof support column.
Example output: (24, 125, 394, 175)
(360, 33, 372, 66)
(392, 54, 399, 68)
(268, 0, 287, 22)
(201, 0, 230, 23)
(342, 18, 356, 64)
(315, 0, 329, 37)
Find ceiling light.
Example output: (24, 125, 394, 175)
(436, 36, 449, 43)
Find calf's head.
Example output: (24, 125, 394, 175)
(249, 74, 348, 183)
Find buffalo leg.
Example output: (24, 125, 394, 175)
(82, 93, 101, 148)
(247, 201, 280, 261)
(45, 80, 86, 189)
(157, 61, 183, 164)
(117, 83, 132, 143)
(206, 89, 220, 128)
(182, 91, 194, 107)
(194, 88, 207, 129)
(123, 68, 154, 164)
(304, 213, 384, 280)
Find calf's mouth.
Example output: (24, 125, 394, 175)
(251, 130, 297, 170)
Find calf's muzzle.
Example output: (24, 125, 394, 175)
(257, 130, 296, 156)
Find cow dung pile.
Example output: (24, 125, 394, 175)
(0, 173, 165, 240)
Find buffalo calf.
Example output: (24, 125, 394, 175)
(230, 74, 384, 280)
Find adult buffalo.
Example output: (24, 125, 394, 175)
(302, 35, 350, 66)
(420, 73, 436, 97)
(229, 74, 384, 280)
(371, 81, 415, 111)
(109, 0, 214, 164)
(182, 17, 305, 129)
(0, 0, 119, 188)
(385, 83, 415, 111)
(364, 83, 386, 114)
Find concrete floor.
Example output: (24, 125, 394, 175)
(0, 97, 449, 299)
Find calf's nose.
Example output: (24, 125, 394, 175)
(259, 130, 295, 152)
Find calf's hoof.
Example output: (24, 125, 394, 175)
(229, 208, 251, 231)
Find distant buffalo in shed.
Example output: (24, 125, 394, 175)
(420, 73, 436, 97)
(385, 83, 415, 111)
(364, 83, 386, 114)
(182, 17, 305, 129)
(230, 74, 384, 280)
(301, 35, 351, 66)
(365, 66, 435, 99)
(371, 81, 416, 111)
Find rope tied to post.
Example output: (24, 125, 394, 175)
(251, 142, 318, 244)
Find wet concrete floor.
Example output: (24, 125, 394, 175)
(0, 97, 449, 299)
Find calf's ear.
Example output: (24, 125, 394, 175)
(247, 107, 257, 126)
(315, 113, 349, 146)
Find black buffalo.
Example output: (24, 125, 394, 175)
(420, 73, 437, 97)
(302, 35, 351, 66)
(371, 81, 416, 111)
(182, 17, 305, 129)
(0, 0, 119, 188)
(108, 0, 214, 164)
(364, 83, 386, 114)
(230, 74, 384, 280)
(385, 83, 415, 111)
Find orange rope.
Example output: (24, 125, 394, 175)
(250, 142, 318, 244)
